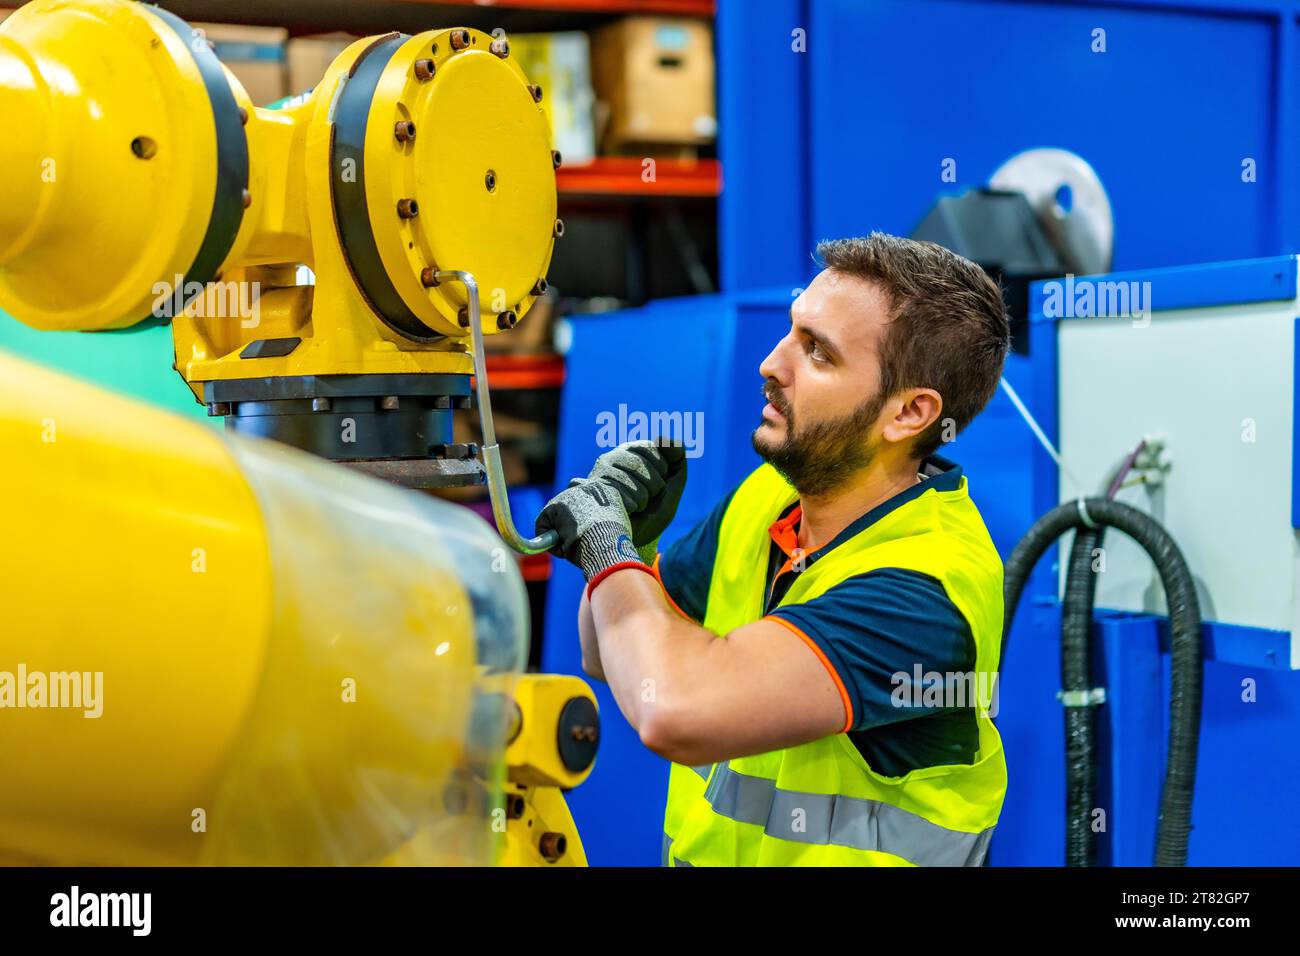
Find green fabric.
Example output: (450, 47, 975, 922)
(0, 314, 215, 425)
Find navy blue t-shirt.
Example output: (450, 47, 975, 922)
(656, 457, 979, 777)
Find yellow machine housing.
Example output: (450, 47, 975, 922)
(0, 0, 561, 487)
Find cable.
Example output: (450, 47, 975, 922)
(998, 376, 1087, 494)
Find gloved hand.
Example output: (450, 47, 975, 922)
(535, 478, 644, 581)
(582, 440, 687, 564)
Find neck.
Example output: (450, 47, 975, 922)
(797, 454, 924, 551)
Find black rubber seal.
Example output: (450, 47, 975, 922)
(206, 372, 470, 403)
(147, 6, 250, 321)
(223, 402, 458, 461)
(330, 34, 440, 343)
(556, 696, 599, 774)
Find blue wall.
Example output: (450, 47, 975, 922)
(720, 0, 1300, 290)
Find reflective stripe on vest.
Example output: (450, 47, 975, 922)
(694, 760, 994, 867)
(662, 834, 695, 867)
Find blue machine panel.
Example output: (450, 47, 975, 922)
(1028, 255, 1298, 319)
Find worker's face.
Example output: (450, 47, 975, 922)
(753, 269, 892, 496)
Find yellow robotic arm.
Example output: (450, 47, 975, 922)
(0, 0, 561, 519)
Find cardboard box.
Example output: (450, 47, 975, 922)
(508, 32, 597, 164)
(590, 17, 716, 153)
(193, 23, 288, 106)
(288, 33, 358, 96)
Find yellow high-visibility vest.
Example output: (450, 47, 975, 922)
(663, 463, 1007, 866)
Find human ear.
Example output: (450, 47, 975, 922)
(881, 388, 943, 445)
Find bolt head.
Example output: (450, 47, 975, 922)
(553, 218, 565, 238)
(450, 29, 470, 50)
(414, 58, 435, 81)
(421, 268, 440, 288)
(529, 84, 543, 103)
(538, 831, 567, 862)
(531, 278, 548, 296)
(496, 311, 518, 330)
(394, 120, 416, 142)
(311, 397, 331, 412)
(490, 37, 509, 58)
(551, 149, 563, 169)
(458, 307, 470, 328)
(381, 396, 400, 410)
(397, 198, 419, 219)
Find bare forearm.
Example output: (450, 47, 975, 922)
(582, 567, 849, 766)
(577, 590, 606, 682)
(587, 568, 712, 740)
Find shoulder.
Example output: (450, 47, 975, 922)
(768, 568, 976, 731)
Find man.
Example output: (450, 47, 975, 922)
(536, 233, 1010, 867)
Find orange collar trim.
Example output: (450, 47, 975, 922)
(768, 503, 803, 558)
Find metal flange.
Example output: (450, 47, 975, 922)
(365, 28, 558, 340)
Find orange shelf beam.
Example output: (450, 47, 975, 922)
(399, 0, 715, 16)
(480, 354, 567, 390)
(557, 157, 721, 198)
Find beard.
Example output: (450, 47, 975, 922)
(752, 379, 886, 497)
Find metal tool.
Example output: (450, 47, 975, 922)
(438, 269, 558, 555)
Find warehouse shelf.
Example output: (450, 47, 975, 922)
(558, 157, 722, 198)
(481, 354, 567, 390)
(136, 0, 712, 35)
(431, 0, 714, 15)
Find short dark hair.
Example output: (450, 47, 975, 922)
(816, 233, 1010, 458)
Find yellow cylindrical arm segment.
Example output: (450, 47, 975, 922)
(0, 351, 528, 865)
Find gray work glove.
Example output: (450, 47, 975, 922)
(535, 478, 643, 581)
(582, 440, 688, 564)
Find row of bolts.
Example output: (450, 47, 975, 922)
(222, 30, 559, 333)
(393, 29, 560, 333)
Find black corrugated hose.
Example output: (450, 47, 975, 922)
(1062, 526, 1102, 865)
(1001, 498, 1203, 867)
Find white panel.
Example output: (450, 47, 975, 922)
(1058, 299, 1297, 645)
